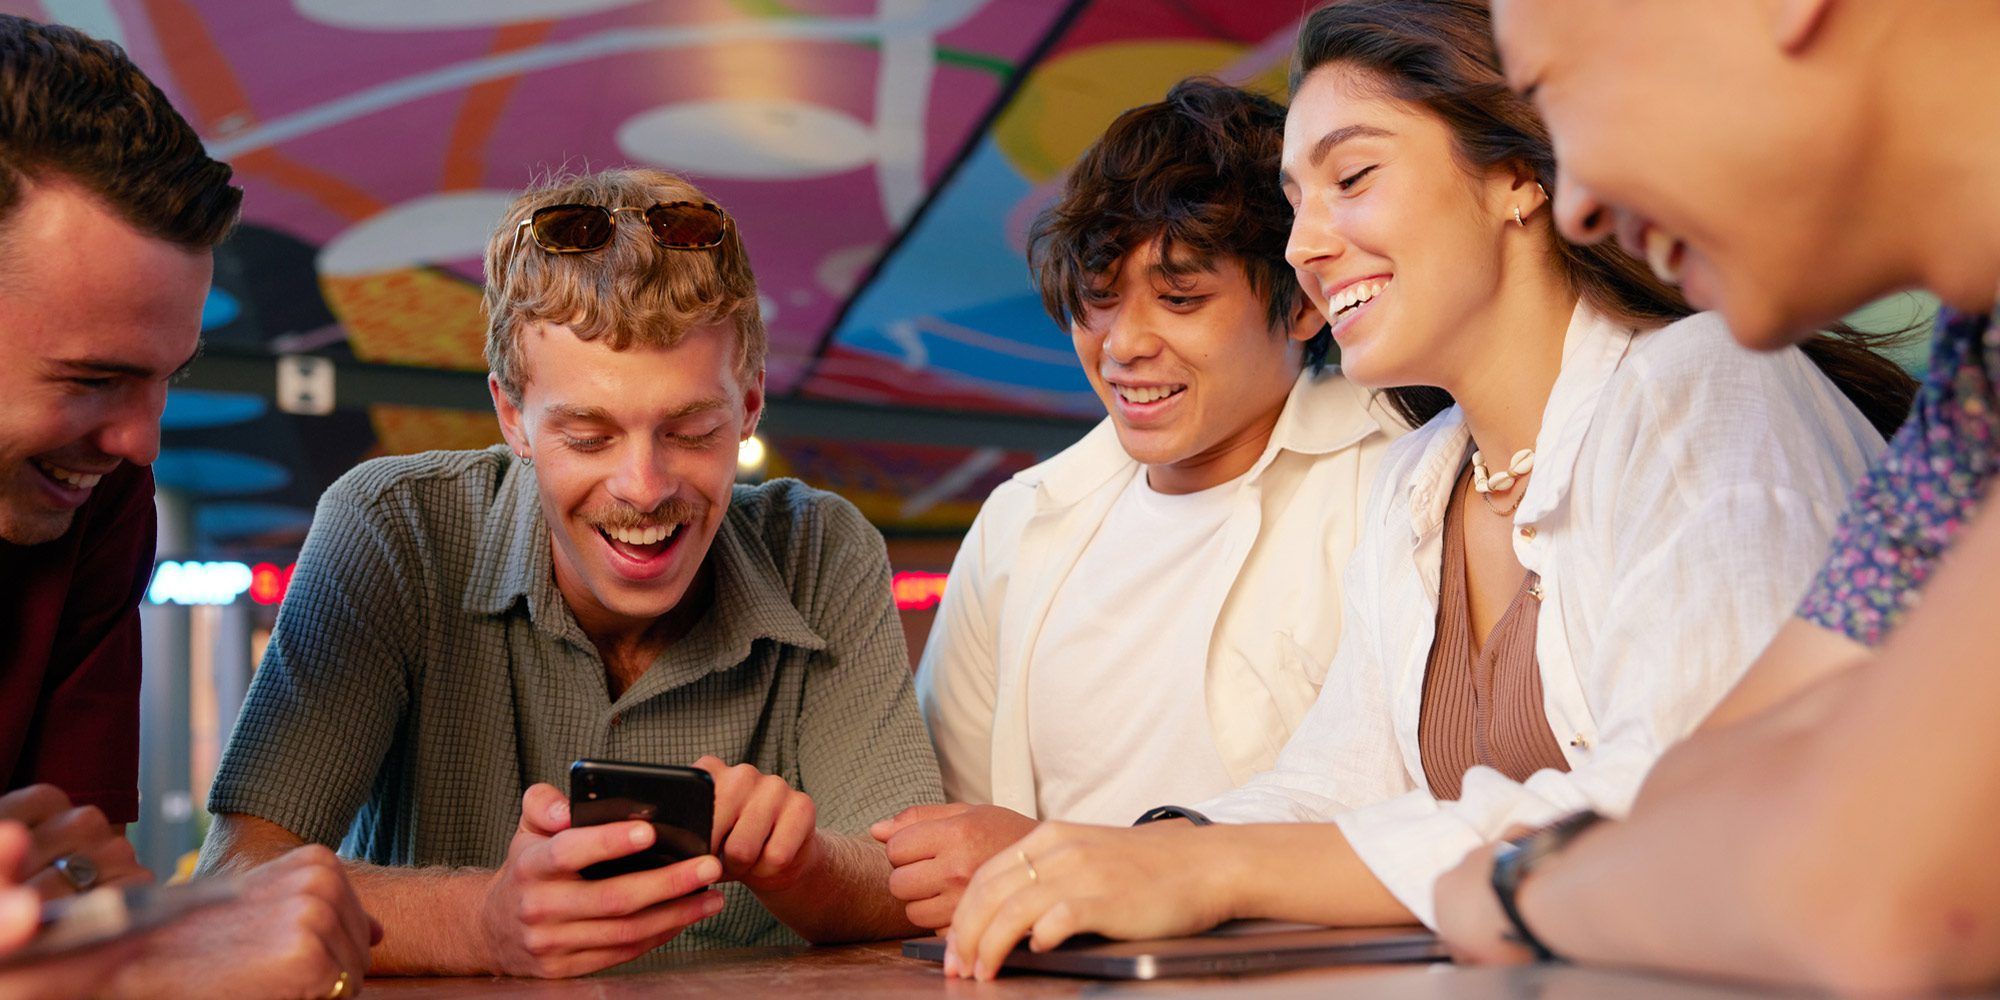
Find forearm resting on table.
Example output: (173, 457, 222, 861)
(1521, 506, 2000, 993)
(1211, 824, 1415, 928)
(199, 813, 493, 975)
(1521, 622, 1999, 987)
(1513, 717, 1848, 988)
(1635, 661, 1862, 812)
(755, 831, 919, 944)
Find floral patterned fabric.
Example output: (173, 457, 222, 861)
(1798, 309, 2000, 645)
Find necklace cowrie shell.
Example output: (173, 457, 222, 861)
(1471, 446, 1536, 499)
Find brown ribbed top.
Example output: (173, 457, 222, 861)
(1417, 471, 1571, 801)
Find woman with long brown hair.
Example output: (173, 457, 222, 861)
(936, 0, 1915, 977)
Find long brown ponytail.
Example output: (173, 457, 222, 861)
(1294, 0, 1916, 436)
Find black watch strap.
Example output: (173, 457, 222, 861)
(1488, 810, 1604, 961)
(1134, 805, 1213, 826)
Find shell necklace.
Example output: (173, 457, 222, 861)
(1471, 447, 1535, 516)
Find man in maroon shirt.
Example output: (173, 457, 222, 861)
(0, 13, 380, 998)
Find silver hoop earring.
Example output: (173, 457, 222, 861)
(517, 452, 534, 466)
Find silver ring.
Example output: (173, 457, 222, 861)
(53, 853, 98, 893)
(1016, 848, 1038, 883)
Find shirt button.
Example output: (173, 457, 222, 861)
(1519, 525, 1537, 540)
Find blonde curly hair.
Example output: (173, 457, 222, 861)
(482, 167, 765, 403)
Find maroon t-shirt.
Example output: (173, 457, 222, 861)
(0, 463, 154, 823)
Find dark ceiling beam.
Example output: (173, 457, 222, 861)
(178, 351, 1097, 453)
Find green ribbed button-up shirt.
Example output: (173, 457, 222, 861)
(209, 446, 943, 953)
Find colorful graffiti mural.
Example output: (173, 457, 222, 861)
(6, 0, 1307, 549)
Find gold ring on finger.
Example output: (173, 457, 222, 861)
(1016, 848, 1038, 883)
(327, 970, 350, 999)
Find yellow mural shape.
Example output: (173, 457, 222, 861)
(369, 404, 507, 457)
(322, 268, 489, 371)
(993, 39, 1249, 184)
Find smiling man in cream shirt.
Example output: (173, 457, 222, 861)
(869, 81, 1402, 930)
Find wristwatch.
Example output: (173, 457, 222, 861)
(1133, 805, 1212, 826)
(1488, 810, 1604, 961)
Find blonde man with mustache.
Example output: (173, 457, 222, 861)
(201, 168, 944, 978)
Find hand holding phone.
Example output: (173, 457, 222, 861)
(475, 781, 726, 978)
(689, 755, 822, 893)
(568, 760, 715, 880)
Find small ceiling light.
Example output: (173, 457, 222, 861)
(738, 434, 768, 475)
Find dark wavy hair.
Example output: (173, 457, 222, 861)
(1029, 78, 1333, 370)
(0, 15, 240, 252)
(1295, 0, 1915, 434)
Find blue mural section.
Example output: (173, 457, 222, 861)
(814, 137, 1097, 415)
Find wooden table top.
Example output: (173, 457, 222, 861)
(362, 940, 1890, 999)
(362, 940, 1416, 998)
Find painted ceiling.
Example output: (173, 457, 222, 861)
(8, 0, 1303, 554)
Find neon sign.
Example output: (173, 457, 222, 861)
(147, 561, 253, 606)
(154, 560, 907, 610)
(147, 560, 297, 606)
(249, 563, 295, 606)
(892, 571, 949, 612)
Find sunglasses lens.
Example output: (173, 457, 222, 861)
(645, 202, 726, 248)
(531, 205, 614, 251)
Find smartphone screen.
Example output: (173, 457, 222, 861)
(568, 759, 715, 880)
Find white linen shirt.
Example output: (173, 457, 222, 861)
(1193, 306, 1885, 926)
(918, 369, 1404, 815)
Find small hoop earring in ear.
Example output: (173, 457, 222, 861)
(1513, 206, 1526, 227)
(517, 451, 534, 466)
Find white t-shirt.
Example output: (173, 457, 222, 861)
(1026, 466, 1245, 825)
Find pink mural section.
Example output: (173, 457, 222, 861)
(0, 0, 1312, 539)
(15, 0, 1067, 393)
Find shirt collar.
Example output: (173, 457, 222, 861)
(699, 502, 827, 656)
(1512, 302, 1636, 523)
(1019, 368, 1396, 511)
(462, 449, 560, 624)
(461, 451, 825, 657)
(1402, 302, 1636, 536)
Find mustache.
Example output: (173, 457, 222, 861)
(583, 496, 702, 531)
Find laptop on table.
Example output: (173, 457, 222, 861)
(903, 920, 1446, 980)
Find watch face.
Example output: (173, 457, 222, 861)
(1491, 840, 1531, 887)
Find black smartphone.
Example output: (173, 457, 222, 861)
(568, 759, 715, 880)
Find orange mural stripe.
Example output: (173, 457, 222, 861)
(139, 0, 254, 128)
(141, 0, 385, 221)
(237, 149, 387, 220)
(442, 21, 554, 191)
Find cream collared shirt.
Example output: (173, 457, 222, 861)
(1194, 306, 1885, 926)
(918, 369, 1403, 815)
